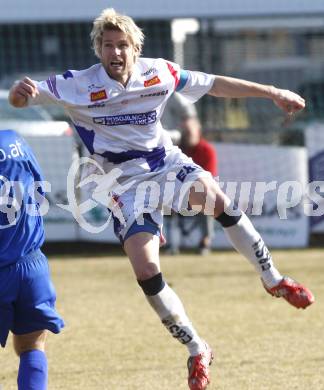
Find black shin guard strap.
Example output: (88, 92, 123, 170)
(138, 272, 165, 296)
(216, 210, 242, 228)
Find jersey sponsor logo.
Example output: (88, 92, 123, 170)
(140, 89, 169, 98)
(93, 110, 157, 126)
(144, 76, 161, 88)
(87, 102, 106, 109)
(87, 83, 105, 92)
(90, 89, 108, 102)
(141, 67, 158, 77)
(0, 140, 25, 162)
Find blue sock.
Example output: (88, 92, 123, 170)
(18, 350, 48, 390)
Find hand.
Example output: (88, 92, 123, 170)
(9, 77, 39, 107)
(272, 88, 305, 115)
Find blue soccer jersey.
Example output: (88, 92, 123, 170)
(0, 129, 45, 267)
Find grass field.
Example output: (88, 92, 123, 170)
(1, 248, 324, 390)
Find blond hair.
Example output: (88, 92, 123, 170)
(91, 8, 144, 58)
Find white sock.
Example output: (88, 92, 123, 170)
(223, 213, 282, 287)
(146, 283, 205, 356)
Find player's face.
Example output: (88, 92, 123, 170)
(100, 29, 138, 86)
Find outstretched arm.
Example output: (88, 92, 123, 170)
(9, 77, 39, 108)
(208, 76, 305, 114)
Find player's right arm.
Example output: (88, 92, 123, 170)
(9, 77, 39, 108)
(9, 71, 77, 108)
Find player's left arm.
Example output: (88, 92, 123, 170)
(208, 76, 305, 115)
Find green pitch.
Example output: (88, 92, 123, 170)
(1, 249, 323, 389)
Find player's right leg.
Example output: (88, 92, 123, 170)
(13, 330, 48, 390)
(124, 229, 213, 389)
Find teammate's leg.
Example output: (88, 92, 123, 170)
(14, 330, 48, 390)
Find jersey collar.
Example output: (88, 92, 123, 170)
(99, 62, 141, 90)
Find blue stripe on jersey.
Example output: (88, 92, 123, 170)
(63, 70, 73, 79)
(176, 70, 189, 92)
(73, 124, 95, 154)
(99, 146, 166, 172)
(0, 130, 45, 268)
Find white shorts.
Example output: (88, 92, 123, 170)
(87, 146, 212, 242)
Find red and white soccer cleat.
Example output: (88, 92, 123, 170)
(262, 276, 315, 309)
(187, 342, 214, 390)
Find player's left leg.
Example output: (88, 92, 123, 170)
(124, 231, 206, 355)
(124, 230, 213, 390)
(188, 176, 314, 309)
(13, 330, 48, 390)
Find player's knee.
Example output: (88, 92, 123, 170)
(138, 272, 165, 296)
(134, 259, 161, 281)
(13, 330, 47, 356)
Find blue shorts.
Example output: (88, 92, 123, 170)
(0, 249, 64, 348)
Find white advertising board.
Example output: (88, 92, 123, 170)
(305, 122, 324, 233)
(180, 143, 309, 248)
(25, 135, 78, 241)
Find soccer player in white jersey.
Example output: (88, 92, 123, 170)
(9, 8, 314, 390)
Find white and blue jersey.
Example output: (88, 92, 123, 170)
(0, 130, 45, 268)
(28, 58, 214, 155)
(28, 58, 215, 241)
